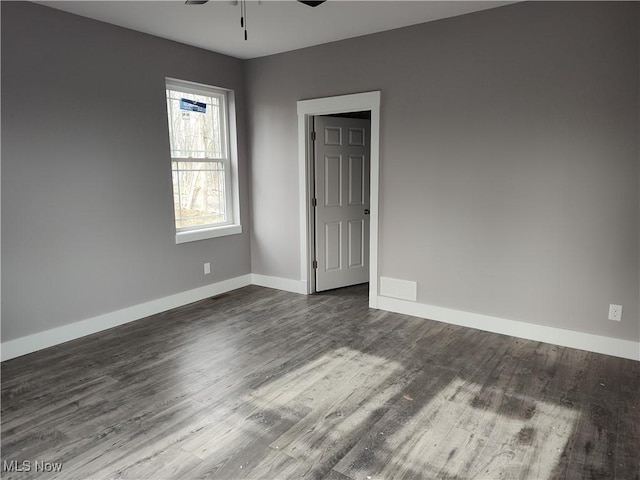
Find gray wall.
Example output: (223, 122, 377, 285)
(246, 2, 640, 341)
(2, 1, 638, 346)
(1, 2, 251, 341)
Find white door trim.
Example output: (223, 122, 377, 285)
(297, 91, 381, 307)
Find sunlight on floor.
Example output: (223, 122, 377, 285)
(179, 347, 404, 468)
(166, 349, 579, 478)
(253, 347, 405, 461)
(379, 376, 579, 479)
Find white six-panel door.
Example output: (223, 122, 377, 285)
(314, 116, 370, 292)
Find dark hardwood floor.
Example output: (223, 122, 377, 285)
(1, 284, 638, 480)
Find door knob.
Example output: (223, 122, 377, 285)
(364, 209, 370, 215)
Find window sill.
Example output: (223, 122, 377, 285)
(176, 224, 242, 244)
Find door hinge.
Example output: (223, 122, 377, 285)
(312, 198, 317, 207)
(311, 131, 317, 142)
(312, 260, 318, 269)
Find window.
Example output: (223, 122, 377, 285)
(165, 78, 241, 243)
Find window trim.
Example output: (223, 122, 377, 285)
(165, 77, 242, 243)
(176, 224, 242, 244)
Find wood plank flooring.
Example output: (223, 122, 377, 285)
(1, 284, 639, 480)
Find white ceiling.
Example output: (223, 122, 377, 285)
(37, 0, 514, 60)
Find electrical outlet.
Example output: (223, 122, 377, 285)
(608, 304, 622, 322)
(204, 262, 211, 275)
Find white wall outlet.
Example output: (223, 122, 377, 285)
(204, 262, 211, 275)
(608, 304, 622, 322)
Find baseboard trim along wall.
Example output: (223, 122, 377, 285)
(376, 295, 640, 361)
(1, 274, 253, 362)
(250, 274, 308, 295)
(3, 276, 637, 362)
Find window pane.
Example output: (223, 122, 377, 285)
(172, 161, 227, 229)
(168, 90, 219, 106)
(166, 90, 224, 159)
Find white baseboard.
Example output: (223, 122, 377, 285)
(1, 274, 252, 361)
(4, 277, 637, 362)
(376, 295, 640, 361)
(250, 274, 308, 295)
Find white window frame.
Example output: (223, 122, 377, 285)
(165, 78, 242, 244)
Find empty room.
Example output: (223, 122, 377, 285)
(1, 1, 639, 479)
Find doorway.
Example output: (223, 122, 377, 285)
(296, 91, 381, 307)
(313, 113, 371, 291)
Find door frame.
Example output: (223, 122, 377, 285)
(297, 91, 381, 308)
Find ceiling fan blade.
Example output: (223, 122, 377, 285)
(185, 0, 209, 4)
(297, 0, 326, 7)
